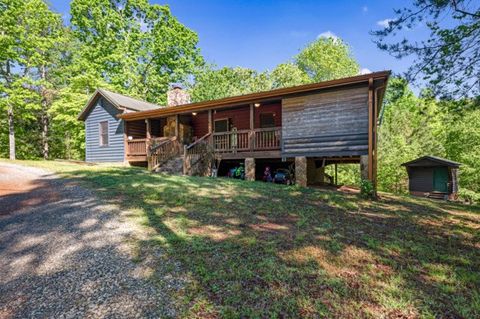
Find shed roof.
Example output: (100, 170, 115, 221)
(401, 156, 461, 168)
(78, 88, 162, 120)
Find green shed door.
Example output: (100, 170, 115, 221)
(433, 167, 448, 192)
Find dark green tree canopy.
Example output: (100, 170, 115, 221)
(70, 0, 203, 104)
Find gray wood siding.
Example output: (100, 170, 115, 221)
(282, 86, 369, 157)
(85, 97, 125, 162)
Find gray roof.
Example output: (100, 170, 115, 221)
(78, 88, 163, 120)
(98, 89, 163, 111)
(401, 155, 461, 167)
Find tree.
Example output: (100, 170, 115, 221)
(270, 63, 311, 89)
(372, 0, 480, 99)
(70, 0, 203, 105)
(190, 66, 272, 102)
(295, 37, 359, 82)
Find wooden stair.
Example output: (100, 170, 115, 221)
(427, 191, 448, 200)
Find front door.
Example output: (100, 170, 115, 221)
(433, 167, 448, 192)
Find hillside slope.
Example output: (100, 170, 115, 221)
(3, 160, 480, 318)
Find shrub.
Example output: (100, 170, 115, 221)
(360, 179, 375, 199)
(458, 189, 480, 204)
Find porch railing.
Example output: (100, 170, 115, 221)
(212, 127, 281, 153)
(147, 136, 181, 171)
(127, 138, 148, 155)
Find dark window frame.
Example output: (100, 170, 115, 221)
(99, 121, 109, 147)
(214, 118, 230, 132)
(259, 112, 275, 128)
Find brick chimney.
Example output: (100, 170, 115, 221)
(167, 85, 191, 107)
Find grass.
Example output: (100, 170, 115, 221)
(3, 159, 480, 318)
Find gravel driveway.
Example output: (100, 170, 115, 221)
(0, 163, 184, 318)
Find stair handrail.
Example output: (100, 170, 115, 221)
(185, 133, 212, 151)
(148, 136, 181, 171)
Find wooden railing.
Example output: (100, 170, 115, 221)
(147, 136, 181, 171)
(212, 127, 281, 153)
(127, 138, 148, 155)
(184, 133, 215, 176)
(254, 127, 281, 150)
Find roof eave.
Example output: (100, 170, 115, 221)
(118, 71, 391, 121)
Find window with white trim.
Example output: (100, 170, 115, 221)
(99, 121, 109, 146)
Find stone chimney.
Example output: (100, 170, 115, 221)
(167, 85, 191, 107)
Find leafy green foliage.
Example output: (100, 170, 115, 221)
(295, 37, 359, 82)
(377, 77, 480, 197)
(360, 179, 375, 199)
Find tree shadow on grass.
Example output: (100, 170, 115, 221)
(58, 167, 480, 318)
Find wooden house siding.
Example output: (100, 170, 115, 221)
(281, 86, 369, 157)
(191, 111, 209, 138)
(213, 105, 250, 130)
(85, 97, 125, 162)
(254, 103, 282, 128)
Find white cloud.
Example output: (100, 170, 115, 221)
(377, 19, 393, 28)
(317, 31, 339, 41)
(360, 68, 372, 75)
(362, 6, 368, 13)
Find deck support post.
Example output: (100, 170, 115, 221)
(360, 155, 369, 181)
(295, 156, 307, 187)
(245, 157, 255, 181)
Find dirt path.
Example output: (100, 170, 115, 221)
(0, 163, 184, 318)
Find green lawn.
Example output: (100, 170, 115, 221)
(4, 160, 480, 318)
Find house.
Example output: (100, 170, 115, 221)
(78, 89, 161, 162)
(79, 71, 390, 187)
(401, 156, 461, 200)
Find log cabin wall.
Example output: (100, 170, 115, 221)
(126, 120, 147, 139)
(213, 105, 250, 130)
(254, 103, 282, 128)
(191, 111, 209, 138)
(282, 85, 369, 157)
(150, 118, 165, 137)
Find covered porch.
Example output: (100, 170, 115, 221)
(124, 101, 283, 162)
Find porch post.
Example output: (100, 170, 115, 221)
(123, 120, 129, 164)
(295, 156, 307, 187)
(249, 104, 254, 151)
(145, 119, 151, 139)
(208, 110, 213, 133)
(175, 114, 179, 138)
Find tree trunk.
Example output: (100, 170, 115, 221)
(8, 105, 15, 160)
(40, 65, 49, 159)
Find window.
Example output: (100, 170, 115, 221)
(99, 121, 109, 146)
(214, 118, 229, 132)
(259, 113, 275, 128)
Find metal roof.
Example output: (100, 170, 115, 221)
(78, 89, 162, 120)
(401, 155, 461, 167)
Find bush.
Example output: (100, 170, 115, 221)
(458, 189, 480, 204)
(360, 179, 375, 199)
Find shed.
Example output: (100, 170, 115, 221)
(401, 156, 461, 199)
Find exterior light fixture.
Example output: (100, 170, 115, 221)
(192, 112, 197, 116)
(254, 103, 261, 107)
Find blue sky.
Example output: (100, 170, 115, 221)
(49, 0, 425, 77)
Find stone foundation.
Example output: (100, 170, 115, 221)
(295, 156, 307, 187)
(245, 158, 255, 181)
